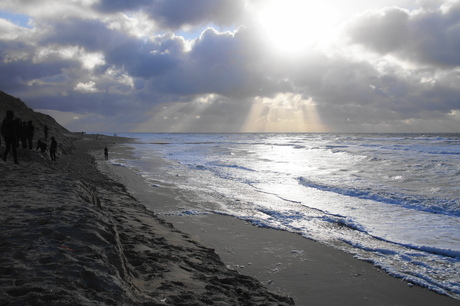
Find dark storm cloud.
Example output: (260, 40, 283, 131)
(151, 28, 254, 96)
(94, 0, 153, 12)
(39, 18, 117, 52)
(315, 68, 460, 131)
(147, 27, 291, 98)
(104, 36, 182, 79)
(0, 59, 74, 85)
(149, 0, 245, 28)
(346, 7, 410, 54)
(347, 3, 460, 67)
(0, 37, 77, 91)
(27, 91, 140, 115)
(95, 0, 245, 29)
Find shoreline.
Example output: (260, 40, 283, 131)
(99, 135, 460, 305)
(0, 134, 293, 305)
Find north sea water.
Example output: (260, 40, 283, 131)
(106, 133, 460, 299)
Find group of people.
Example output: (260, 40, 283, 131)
(1, 110, 57, 164)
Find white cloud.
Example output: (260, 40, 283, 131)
(81, 52, 105, 70)
(346, 3, 460, 67)
(0, 18, 29, 39)
(74, 81, 99, 93)
(0, 0, 98, 20)
(104, 12, 158, 38)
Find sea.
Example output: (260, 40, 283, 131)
(105, 133, 460, 299)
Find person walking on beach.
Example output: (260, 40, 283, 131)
(1, 110, 19, 164)
(50, 137, 57, 161)
(104, 146, 109, 160)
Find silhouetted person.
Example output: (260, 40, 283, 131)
(104, 146, 108, 160)
(27, 121, 34, 149)
(50, 137, 57, 161)
(36, 140, 47, 153)
(44, 124, 49, 141)
(1, 110, 19, 164)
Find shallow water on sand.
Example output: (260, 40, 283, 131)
(108, 133, 460, 299)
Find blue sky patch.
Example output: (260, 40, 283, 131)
(0, 10, 32, 28)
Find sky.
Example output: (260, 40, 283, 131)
(1, 0, 460, 133)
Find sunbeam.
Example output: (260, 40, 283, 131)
(241, 93, 329, 132)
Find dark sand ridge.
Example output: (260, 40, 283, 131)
(98, 138, 460, 306)
(0, 133, 294, 305)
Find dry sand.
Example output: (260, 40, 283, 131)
(98, 136, 460, 306)
(0, 134, 294, 305)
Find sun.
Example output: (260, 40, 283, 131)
(258, 0, 338, 53)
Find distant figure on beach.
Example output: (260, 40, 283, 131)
(104, 146, 108, 160)
(44, 124, 49, 141)
(27, 120, 34, 149)
(36, 140, 47, 153)
(50, 137, 57, 161)
(1, 110, 19, 164)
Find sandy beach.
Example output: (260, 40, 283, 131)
(97, 136, 460, 306)
(0, 133, 294, 305)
